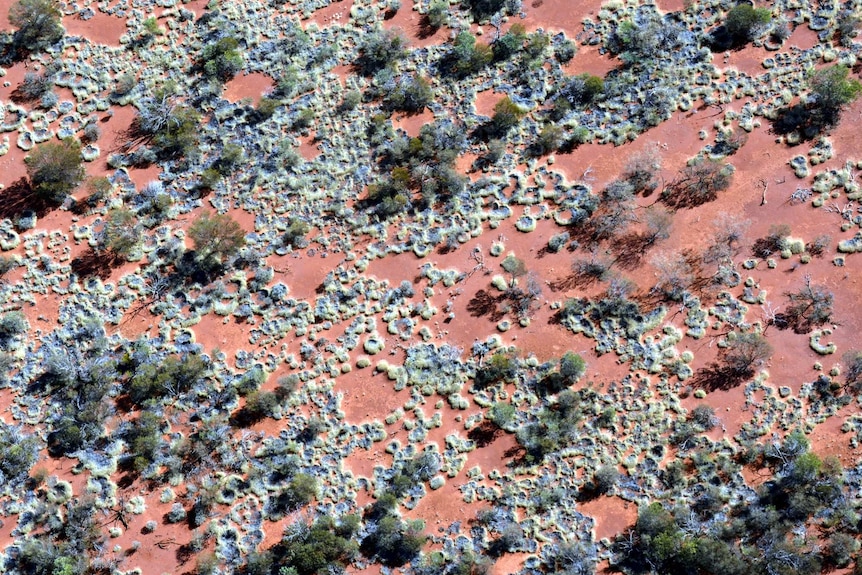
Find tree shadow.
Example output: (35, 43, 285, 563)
(691, 362, 751, 392)
(70, 248, 125, 280)
(0, 177, 58, 220)
(416, 15, 439, 39)
(770, 103, 834, 143)
(467, 420, 501, 448)
(611, 232, 654, 270)
(549, 267, 603, 293)
(466, 289, 508, 322)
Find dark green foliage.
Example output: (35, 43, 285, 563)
(281, 217, 311, 248)
(462, 0, 515, 21)
(530, 124, 564, 156)
(487, 96, 526, 137)
(339, 89, 362, 112)
(0, 255, 18, 277)
(385, 74, 434, 113)
(267, 473, 318, 518)
(809, 64, 862, 121)
(441, 32, 493, 78)
(235, 390, 280, 424)
(553, 38, 576, 63)
(128, 353, 209, 406)
(536, 352, 585, 395)
(592, 465, 620, 495)
(255, 96, 279, 120)
(474, 352, 518, 389)
(361, 513, 426, 567)
(723, 4, 772, 45)
(293, 108, 315, 130)
(254, 515, 359, 575)
(773, 65, 862, 140)
(199, 168, 222, 190)
(153, 106, 201, 159)
(516, 389, 584, 462)
(25, 138, 85, 204)
(492, 23, 526, 61)
(199, 36, 243, 81)
(779, 276, 834, 333)
(214, 143, 245, 175)
(122, 411, 163, 472)
(426, 0, 449, 28)
(413, 550, 490, 575)
(0, 310, 26, 348)
(355, 28, 406, 76)
(8, 0, 64, 54)
(0, 424, 40, 485)
(487, 401, 516, 428)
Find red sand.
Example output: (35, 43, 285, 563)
(223, 72, 274, 103)
(62, 11, 127, 46)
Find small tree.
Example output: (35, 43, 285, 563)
(593, 465, 620, 495)
(665, 156, 734, 208)
(809, 65, 862, 126)
(281, 217, 311, 248)
(500, 253, 527, 286)
(199, 36, 243, 82)
(8, 0, 64, 53)
(559, 351, 586, 384)
(488, 96, 526, 136)
(355, 28, 406, 76)
(25, 138, 85, 204)
(724, 3, 772, 44)
(188, 211, 246, 265)
(101, 208, 142, 258)
(780, 275, 833, 333)
(842, 350, 862, 394)
(723, 332, 772, 376)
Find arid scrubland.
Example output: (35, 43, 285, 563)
(2, 0, 862, 574)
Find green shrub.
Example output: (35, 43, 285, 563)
(188, 210, 246, 265)
(282, 217, 310, 248)
(0, 424, 40, 485)
(9, 0, 64, 53)
(101, 208, 141, 257)
(724, 4, 772, 44)
(128, 354, 209, 406)
(199, 36, 243, 81)
(25, 139, 85, 204)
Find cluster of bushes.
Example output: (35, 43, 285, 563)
(243, 515, 360, 575)
(6, 499, 102, 575)
(614, 434, 857, 575)
(516, 387, 586, 463)
(364, 118, 467, 217)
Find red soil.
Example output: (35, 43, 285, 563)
(383, 5, 449, 48)
(62, 11, 127, 46)
(578, 495, 638, 541)
(306, 0, 354, 28)
(223, 72, 274, 103)
(393, 109, 435, 137)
